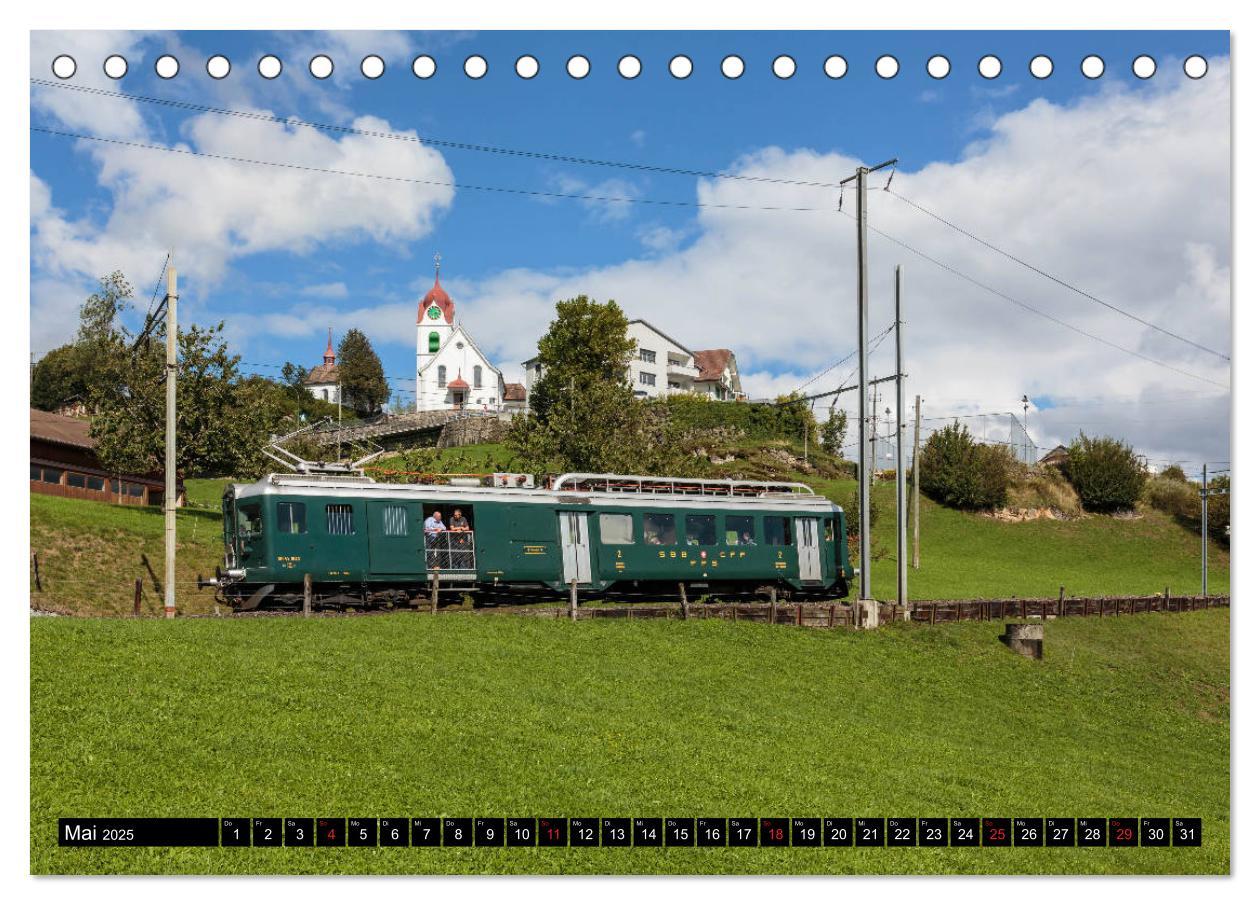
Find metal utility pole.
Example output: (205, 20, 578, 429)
(337, 381, 343, 461)
(163, 260, 178, 620)
(912, 394, 922, 569)
(1201, 463, 1208, 596)
(1021, 394, 1030, 464)
(894, 266, 906, 609)
(839, 157, 896, 603)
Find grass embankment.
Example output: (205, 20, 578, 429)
(29, 445, 1229, 615)
(31, 608, 1229, 875)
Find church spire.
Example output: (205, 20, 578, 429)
(324, 327, 335, 366)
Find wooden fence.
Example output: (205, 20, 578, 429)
(482, 593, 1229, 630)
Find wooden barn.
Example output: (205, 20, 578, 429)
(30, 409, 184, 508)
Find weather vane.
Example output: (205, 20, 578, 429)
(434, 252, 442, 276)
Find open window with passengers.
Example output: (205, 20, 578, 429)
(420, 503, 476, 571)
(725, 514, 757, 546)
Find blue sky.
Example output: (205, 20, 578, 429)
(30, 30, 1231, 466)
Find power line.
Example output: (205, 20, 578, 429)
(33, 122, 1230, 392)
(30, 78, 849, 191)
(845, 210, 1230, 391)
(882, 188, 1230, 362)
(31, 126, 833, 214)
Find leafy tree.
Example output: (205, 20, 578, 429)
(89, 320, 288, 478)
(919, 421, 1013, 510)
(508, 296, 686, 474)
(337, 329, 388, 414)
(1063, 433, 1147, 513)
(820, 409, 848, 455)
(32, 272, 139, 412)
(77, 271, 134, 346)
(30, 343, 91, 412)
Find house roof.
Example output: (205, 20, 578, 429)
(503, 382, 526, 401)
(303, 363, 340, 386)
(627, 318, 693, 356)
(30, 408, 96, 450)
(692, 348, 734, 382)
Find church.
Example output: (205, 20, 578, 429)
(414, 256, 508, 412)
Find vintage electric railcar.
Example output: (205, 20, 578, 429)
(209, 471, 852, 610)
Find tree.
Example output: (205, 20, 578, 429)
(31, 272, 138, 413)
(918, 421, 1012, 510)
(30, 343, 91, 412)
(820, 409, 848, 456)
(337, 329, 388, 414)
(89, 320, 288, 478)
(1159, 463, 1187, 482)
(507, 296, 685, 474)
(1063, 433, 1147, 513)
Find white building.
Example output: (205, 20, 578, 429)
(415, 259, 506, 412)
(302, 329, 341, 404)
(522, 318, 743, 404)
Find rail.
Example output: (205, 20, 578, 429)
(424, 529, 476, 573)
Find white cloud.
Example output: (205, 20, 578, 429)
(298, 282, 350, 299)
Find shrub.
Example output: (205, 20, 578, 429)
(1160, 464, 1187, 482)
(1062, 434, 1147, 513)
(1144, 475, 1198, 520)
(918, 422, 1013, 510)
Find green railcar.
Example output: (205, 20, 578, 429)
(210, 472, 852, 610)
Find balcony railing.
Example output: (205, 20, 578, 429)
(424, 530, 476, 573)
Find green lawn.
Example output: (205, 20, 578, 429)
(30, 608, 1228, 875)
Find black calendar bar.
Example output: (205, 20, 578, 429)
(57, 817, 1203, 848)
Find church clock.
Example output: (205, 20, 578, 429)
(426, 306, 442, 320)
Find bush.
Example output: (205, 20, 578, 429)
(1062, 434, 1147, 513)
(1145, 474, 1230, 547)
(1160, 464, 1187, 482)
(654, 394, 815, 445)
(918, 422, 1013, 510)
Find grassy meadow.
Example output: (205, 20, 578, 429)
(31, 607, 1229, 875)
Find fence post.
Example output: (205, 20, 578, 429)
(569, 579, 578, 622)
(33, 553, 42, 593)
(133, 578, 142, 616)
(769, 586, 778, 625)
(303, 573, 312, 618)
(679, 582, 689, 620)
(430, 572, 440, 614)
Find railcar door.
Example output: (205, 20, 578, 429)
(558, 511, 592, 585)
(795, 517, 822, 582)
(367, 500, 423, 576)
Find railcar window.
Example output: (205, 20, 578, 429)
(764, 516, 793, 546)
(725, 515, 756, 545)
(599, 512, 634, 544)
(685, 514, 717, 546)
(825, 518, 836, 542)
(643, 512, 676, 545)
(326, 503, 355, 535)
(238, 505, 263, 538)
(382, 504, 408, 537)
(277, 502, 307, 535)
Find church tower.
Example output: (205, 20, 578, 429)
(416, 253, 456, 411)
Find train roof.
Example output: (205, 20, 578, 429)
(229, 472, 842, 512)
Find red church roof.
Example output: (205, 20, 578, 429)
(416, 259, 455, 325)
